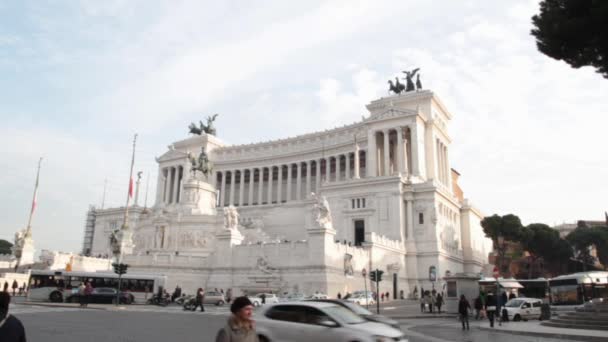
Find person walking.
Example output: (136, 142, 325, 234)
(215, 296, 258, 342)
(337, 292, 342, 299)
(193, 288, 205, 312)
(11, 280, 18, 297)
(474, 296, 483, 320)
(419, 294, 426, 312)
(78, 283, 86, 308)
(226, 289, 232, 303)
(485, 293, 497, 328)
(385, 292, 390, 301)
(458, 294, 471, 330)
(3, 281, 8, 293)
(83, 282, 93, 308)
(0, 292, 27, 342)
(429, 293, 435, 313)
(436, 293, 443, 313)
(381, 293, 385, 302)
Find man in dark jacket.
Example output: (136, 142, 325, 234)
(0, 292, 27, 342)
(485, 294, 497, 328)
(458, 294, 471, 330)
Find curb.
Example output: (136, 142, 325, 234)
(392, 315, 456, 320)
(20, 302, 126, 311)
(477, 326, 608, 342)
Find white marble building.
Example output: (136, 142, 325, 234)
(86, 90, 492, 297)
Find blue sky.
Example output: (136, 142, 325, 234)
(1, 0, 607, 252)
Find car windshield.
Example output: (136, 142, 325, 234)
(505, 299, 525, 308)
(341, 301, 373, 315)
(323, 304, 366, 324)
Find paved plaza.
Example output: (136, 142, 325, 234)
(9, 301, 605, 342)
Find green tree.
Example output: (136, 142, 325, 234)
(531, 0, 608, 78)
(590, 227, 608, 270)
(566, 226, 597, 271)
(481, 214, 525, 275)
(521, 223, 572, 278)
(0, 239, 13, 255)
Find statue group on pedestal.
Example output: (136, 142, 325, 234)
(223, 205, 240, 231)
(311, 192, 333, 230)
(188, 147, 213, 178)
(189, 114, 218, 136)
(388, 68, 423, 95)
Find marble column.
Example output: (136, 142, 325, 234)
(220, 171, 226, 207)
(383, 130, 390, 176)
(397, 127, 404, 174)
(286, 164, 292, 202)
(315, 160, 321, 192)
(248, 169, 254, 206)
(229, 170, 236, 205)
(336, 155, 341, 181)
(367, 131, 377, 177)
(411, 125, 420, 176)
(406, 196, 414, 240)
(277, 165, 283, 203)
(163, 168, 170, 204)
(346, 153, 351, 179)
(296, 163, 302, 200)
(239, 170, 245, 206)
(267, 167, 274, 204)
(354, 146, 360, 179)
(305, 161, 311, 197)
(403, 139, 409, 175)
(258, 168, 264, 205)
(325, 157, 331, 183)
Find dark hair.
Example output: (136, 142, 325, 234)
(0, 292, 10, 313)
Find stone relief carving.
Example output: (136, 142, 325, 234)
(311, 192, 333, 230)
(223, 206, 240, 231)
(344, 254, 354, 276)
(13, 229, 26, 250)
(256, 256, 277, 274)
(240, 217, 264, 230)
(440, 224, 460, 252)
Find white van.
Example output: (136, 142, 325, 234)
(503, 297, 543, 321)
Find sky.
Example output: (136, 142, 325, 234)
(0, 0, 606, 253)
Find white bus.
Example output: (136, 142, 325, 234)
(27, 270, 166, 304)
(549, 271, 608, 306)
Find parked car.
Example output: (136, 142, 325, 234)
(306, 299, 400, 330)
(255, 302, 406, 342)
(503, 298, 543, 321)
(280, 293, 306, 302)
(203, 291, 226, 306)
(248, 293, 279, 306)
(308, 293, 329, 299)
(66, 287, 134, 304)
(346, 293, 375, 306)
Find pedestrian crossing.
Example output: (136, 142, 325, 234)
(8, 304, 81, 315)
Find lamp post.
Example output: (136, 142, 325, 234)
(496, 235, 504, 326)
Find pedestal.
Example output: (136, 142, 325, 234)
(181, 177, 217, 215)
(12, 236, 35, 266)
(215, 228, 244, 247)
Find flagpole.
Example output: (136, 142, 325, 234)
(25, 157, 43, 238)
(143, 172, 150, 210)
(122, 134, 137, 230)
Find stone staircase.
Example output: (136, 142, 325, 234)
(542, 298, 608, 331)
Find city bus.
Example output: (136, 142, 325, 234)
(27, 270, 166, 304)
(549, 271, 608, 306)
(517, 278, 549, 299)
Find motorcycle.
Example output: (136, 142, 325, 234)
(147, 294, 170, 307)
(182, 295, 197, 311)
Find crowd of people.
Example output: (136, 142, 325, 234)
(2, 280, 28, 297)
(418, 289, 444, 313)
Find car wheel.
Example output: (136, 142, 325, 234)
(513, 314, 521, 322)
(50, 291, 63, 303)
(258, 335, 270, 342)
(217, 300, 225, 306)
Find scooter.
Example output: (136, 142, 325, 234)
(147, 294, 170, 306)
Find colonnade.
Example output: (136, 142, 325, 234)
(368, 126, 413, 177)
(160, 165, 184, 204)
(215, 151, 366, 207)
(436, 139, 450, 186)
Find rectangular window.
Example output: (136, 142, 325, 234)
(419, 213, 424, 224)
(361, 198, 366, 208)
(356, 199, 361, 208)
(352, 199, 356, 209)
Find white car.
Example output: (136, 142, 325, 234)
(310, 293, 329, 299)
(346, 293, 376, 306)
(248, 293, 280, 306)
(503, 298, 543, 321)
(255, 302, 406, 342)
(280, 293, 306, 302)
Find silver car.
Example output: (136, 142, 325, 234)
(255, 301, 406, 342)
(203, 291, 226, 306)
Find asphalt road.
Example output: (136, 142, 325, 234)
(9, 303, 583, 342)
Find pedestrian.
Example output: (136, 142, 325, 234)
(84, 282, 93, 308)
(474, 296, 483, 320)
(192, 288, 205, 312)
(429, 292, 435, 313)
(509, 291, 516, 300)
(337, 292, 342, 299)
(22, 283, 27, 296)
(419, 294, 426, 312)
(485, 293, 497, 328)
(215, 296, 258, 342)
(260, 293, 266, 304)
(11, 280, 18, 297)
(78, 283, 86, 308)
(380, 293, 385, 302)
(226, 288, 232, 303)
(436, 293, 443, 313)
(385, 292, 390, 301)
(3, 281, 8, 293)
(0, 292, 27, 342)
(458, 294, 471, 330)
(400, 290, 404, 300)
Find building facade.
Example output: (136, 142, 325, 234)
(86, 90, 492, 297)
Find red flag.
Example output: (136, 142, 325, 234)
(129, 177, 134, 198)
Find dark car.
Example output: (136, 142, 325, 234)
(67, 287, 134, 304)
(306, 298, 401, 330)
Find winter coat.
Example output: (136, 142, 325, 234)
(215, 317, 259, 342)
(458, 299, 471, 315)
